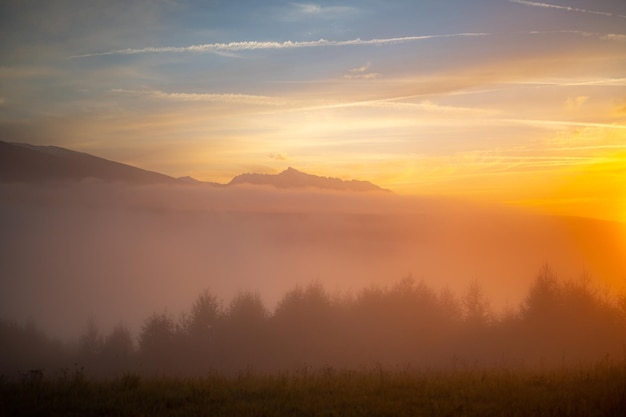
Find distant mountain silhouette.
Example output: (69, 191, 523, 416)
(229, 167, 389, 192)
(177, 176, 215, 185)
(0, 141, 388, 191)
(0, 140, 178, 184)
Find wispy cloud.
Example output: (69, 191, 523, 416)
(541, 144, 626, 152)
(508, 0, 626, 19)
(358, 99, 495, 115)
(602, 34, 626, 42)
(111, 87, 494, 115)
(72, 33, 488, 58)
(564, 96, 589, 112)
(289, 3, 356, 17)
(526, 30, 626, 43)
(500, 118, 626, 130)
(268, 152, 289, 161)
(344, 63, 379, 80)
(111, 89, 287, 106)
(511, 77, 626, 87)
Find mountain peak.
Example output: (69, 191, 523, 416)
(229, 167, 389, 192)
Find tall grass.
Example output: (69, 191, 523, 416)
(2, 362, 625, 416)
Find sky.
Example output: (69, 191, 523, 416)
(1, 0, 625, 222)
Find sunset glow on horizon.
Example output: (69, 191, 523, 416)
(1, 0, 625, 222)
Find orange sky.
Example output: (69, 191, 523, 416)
(1, 1, 625, 222)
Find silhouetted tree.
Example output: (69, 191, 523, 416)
(462, 279, 491, 327)
(559, 272, 626, 360)
(78, 318, 103, 372)
(377, 277, 444, 361)
(176, 289, 223, 372)
(0, 318, 67, 376)
(562, 271, 599, 316)
(182, 289, 222, 339)
(272, 282, 335, 367)
(139, 311, 176, 373)
(439, 287, 463, 323)
(274, 282, 333, 335)
(513, 265, 626, 365)
(100, 324, 135, 374)
(338, 277, 461, 366)
(457, 279, 495, 363)
(4, 267, 626, 376)
(227, 291, 268, 326)
(219, 291, 269, 371)
(521, 264, 561, 322)
(79, 318, 102, 357)
(617, 290, 626, 319)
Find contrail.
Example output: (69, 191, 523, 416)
(71, 33, 488, 58)
(508, 0, 626, 19)
(111, 89, 287, 106)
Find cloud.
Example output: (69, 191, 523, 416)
(295, 93, 495, 115)
(111, 89, 287, 106)
(525, 30, 626, 44)
(413, 100, 491, 114)
(564, 96, 589, 112)
(508, 0, 626, 19)
(72, 33, 488, 58)
(344, 63, 379, 80)
(289, 3, 356, 17)
(294, 3, 321, 14)
(499, 118, 626, 130)
(277, 2, 359, 22)
(602, 34, 626, 42)
(357, 99, 494, 115)
(269, 153, 289, 161)
(349, 64, 369, 73)
(513, 77, 626, 87)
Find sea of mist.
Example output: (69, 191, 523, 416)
(0, 181, 624, 341)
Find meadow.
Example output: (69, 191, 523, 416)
(2, 363, 625, 416)
(3, 266, 626, 415)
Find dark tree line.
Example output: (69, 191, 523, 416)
(2, 265, 626, 377)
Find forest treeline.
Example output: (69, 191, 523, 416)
(2, 265, 626, 377)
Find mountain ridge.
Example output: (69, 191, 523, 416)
(0, 141, 388, 192)
(0, 140, 178, 185)
(229, 167, 389, 192)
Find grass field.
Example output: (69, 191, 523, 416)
(2, 363, 625, 416)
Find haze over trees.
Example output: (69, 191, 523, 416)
(2, 266, 626, 377)
(2, 177, 625, 343)
(1, 142, 625, 378)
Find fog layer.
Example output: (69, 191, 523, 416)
(0, 182, 624, 341)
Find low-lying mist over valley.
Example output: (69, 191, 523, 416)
(1, 142, 625, 374)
